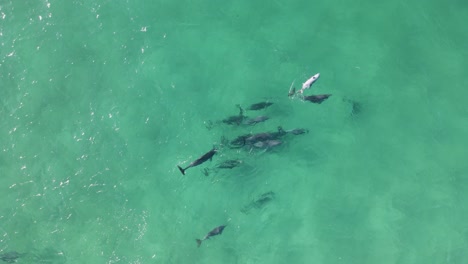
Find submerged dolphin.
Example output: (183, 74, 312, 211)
(203, 159, 243, 176)
(222, 105, 245, 125)
(284, 128, 308, 135)
(177, 149, 217, 175)
(343, 98, 362, 116)
(228, 126, 307, 149)
(241, 191, 276, 213)
(196, 225, 226, 247)
(253, 139, 282, 149)
(247, 102, 273, 111)
(303, 94, 331, 104)
(0, 251, 25, 263)
(215, 159, 242, 169)
(242, 116, 269, 125)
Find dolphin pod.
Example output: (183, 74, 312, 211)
(177, 71, 334, 248)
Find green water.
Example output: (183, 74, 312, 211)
(1, 0, 467, 263)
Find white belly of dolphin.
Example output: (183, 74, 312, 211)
(300, 73, 320, 93)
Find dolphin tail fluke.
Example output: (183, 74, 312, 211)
(177, 166, 186, 175)
(196, 239, 202, 247)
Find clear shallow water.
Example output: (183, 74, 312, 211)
(1, 0, 467, 263)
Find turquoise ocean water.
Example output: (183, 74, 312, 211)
(1, 0, 468, 263)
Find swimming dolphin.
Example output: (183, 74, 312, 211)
(245, 132, 276, 144)
(242, 116, 269, 125)
(303, 94, 331, 104)
(227, 133, 253, 148)
(284, 128, 309, 135)
(203, 159, 243, 176)
(196, 225, 226, 247)
(227, 126, 307, 149)
(298, 73, 320, 94)
(343, 98, 362, 115)
(229, 127, 285, 147)
(215, 159, 243, 169)
(0, 251, 25, 263)
(241, 191, 276, 213)
(177, 148, 217, 175)
(247, 102, 273, 110)
(253, 139, 282, 149)
(222, 105, 245, 125)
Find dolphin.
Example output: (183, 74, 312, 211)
(286, 128, 308, 135)
(222, 105, 245, 125)
(247, 102, 273, 110)
(196, 225, 226, 247)
(177, 148, 217, 175)
(253, 139, 282, 149)
(215, 159, 243, 169)
(343, 98, 362, 115)
(298, 73, 320, 94)
(232, 127, 285, 147)
(242, 116, 269, 125)
(0, 251, 25, 263)
(241, 191, 276, 214)
(227, 133, 252, 148)
(303, 94, 331, 104)
(228, 126, 307, 150)
(203, 159, 243, 176)
(245, 133, 276, 144)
